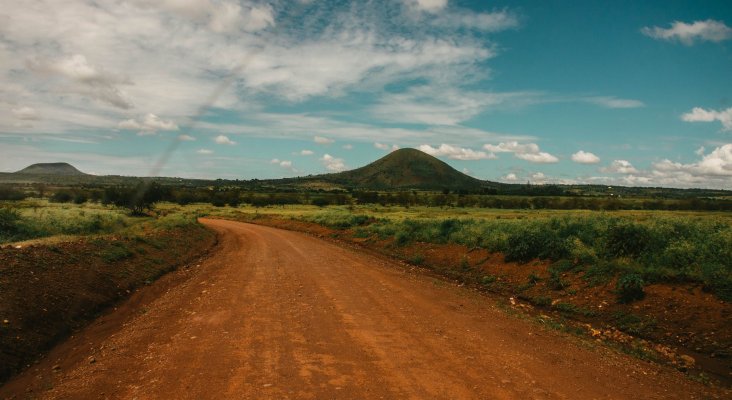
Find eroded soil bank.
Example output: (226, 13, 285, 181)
(0, 223, 216, 382)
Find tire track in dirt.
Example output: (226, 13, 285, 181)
(1, 219, 726, 399)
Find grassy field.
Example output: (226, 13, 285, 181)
(0, 200, 204, 245)
(185, 203, 732, 302)
(6, 200, 729, 302)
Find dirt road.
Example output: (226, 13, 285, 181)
(1, 219, 723, 399)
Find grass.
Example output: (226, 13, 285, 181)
(187, 203, 732, 302)
(0, 200, 203, 245)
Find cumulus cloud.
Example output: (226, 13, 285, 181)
(271, 158, 295, 171)
(118, 113, 179, 135)
(578, 145, 732, 188)
(314, 136, 334, 145)
(177, 134, 195, 141)
(299, 149, 314, 155)
(601, 160, 638, 174)
(586, 96, 645, 109)
(571, 150, 600, 164)
(681, 107, 732, 131)
(320, 154, 346, 172)
(214, 134, 236, 145)
(642, 19, 732, 45)
(503, 173, 519, 182)
(483, 141, 559, 163)
(11, 106, 39, 120)
(374, 142, 400, 152)
(196, 148, 213, 155)
(653, 144, 732, 177)
(530, 172, 546, 183)
(418, 143, 493, 160)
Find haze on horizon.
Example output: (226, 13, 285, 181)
(0, 0, 730, 189)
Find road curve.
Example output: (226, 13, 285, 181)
(1, 218, 720, 399)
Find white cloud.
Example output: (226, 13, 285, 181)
(483, 141, 559, 163)
(571, 145, 732, 189)
(642, 19, 732, 45)
(30, 54, 133, 109)
(177, 134, 196, 141)
(118, 113, 178, 135)
(571, 150, 600, 164)
(320, 153, 346, 172)
(209, 3, 275, 34)
(601, 160, 638, 174)
(431, 9, 519, 32)
(299, 149, 314, 155)
(11, 106, 39, 120)
(695, 146, 705, 156)
(530, 172, 546, 183)
(503, 173, 518, 182)
(418, 143, 494, 160)
(371, 86, 538, 126)
(374, 142, 400, 152)
(314, 135, 334, 145)
(1, 0, 506, 140)
(214, 134, 236, 145)
(586, 96, 645, 109)
(271, 158, 295, 171)
(403, 0, 519, 33)
(403, 0, 448, 13)
(681, 107, 732, 131)
(653, 144, 732, 177)
(197, 148, 213, 155)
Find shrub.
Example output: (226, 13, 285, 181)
(0, 186, 26, 201)
(394, 231, 411, 246)
(312, 198, 330, 207)
(409, 254, 425, 265)
(616, 273, 646, 303)
(605, 223, 650, 258)
(50, 191, 74, 203)
(548, 269, 570, 291)
(0, 208, 21, 235)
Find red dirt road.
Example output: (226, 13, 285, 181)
(1, 219, 725, 399)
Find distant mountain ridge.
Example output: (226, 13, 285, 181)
(15, 162, 88, 176)
(313, 148, 489, 190)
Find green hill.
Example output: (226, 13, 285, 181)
(15, 162, 88, 176)
(317, 148, 489, 190)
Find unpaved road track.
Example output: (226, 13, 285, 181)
(1, 219, 724, 399)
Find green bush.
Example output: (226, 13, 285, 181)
(605, 223, 651, 258)
(0, 208, 21, 236)
(548, 269, 570, 291)
(312, 198, 329, 207)
(616, 273, 646, 303)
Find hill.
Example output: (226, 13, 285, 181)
(15, 162, 88, 176)
(315, 148, 490, 190)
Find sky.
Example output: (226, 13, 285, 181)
(0, 0, 731, 188)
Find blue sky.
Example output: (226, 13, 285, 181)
(1, 0, 731, 188)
